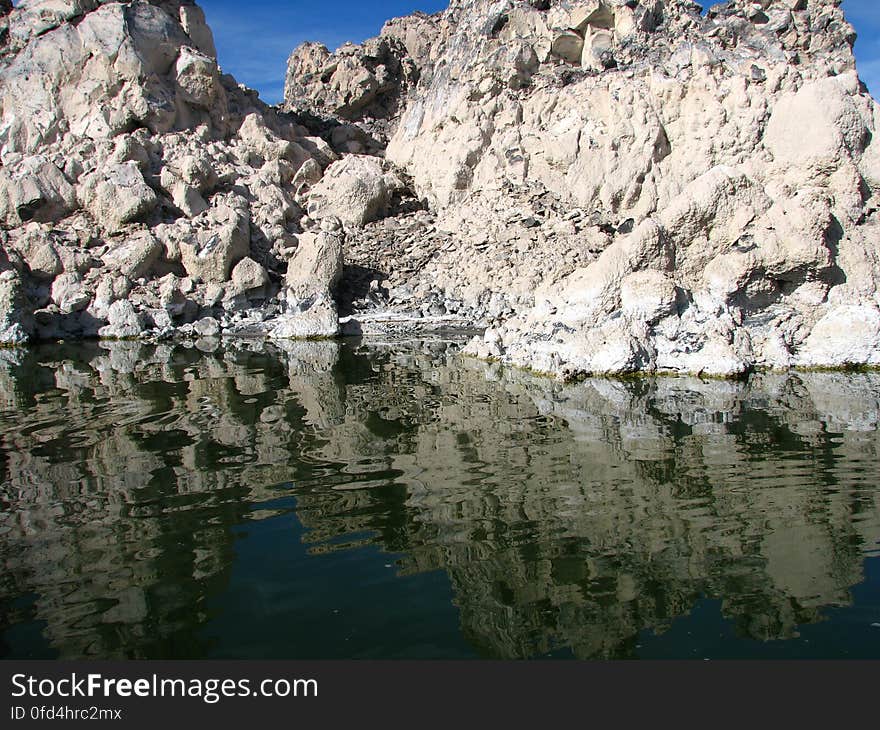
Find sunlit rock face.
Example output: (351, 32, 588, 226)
(1, 341, 879, 658)
(0, 1, 343, 345)
(281, 1, 880, 377)
(2, 0, 880, 379)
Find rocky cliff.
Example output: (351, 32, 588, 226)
(2, 1, 880, 379)
(0, 0, 347, 345)
(288, 0, 880, 377)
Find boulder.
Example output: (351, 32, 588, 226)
(50, 272, 90, 313)
(175, 46, 222, 109)
(620, 270, 677, 324)
(305, 156, 396, 227)
(0, 251, 30, 345)
(101, 231, 162, 279)
(77, 163, 158, 233)
(98, 300, 146, 339)
(285, 226, 344, 303)
(179, 4, 217, 58)
(798, 306, 880, 368)
(270, 295, 339, 339)
(228, 256, 270, 297)
(178, 203, 250, 285)
(0, 158, 77, 225)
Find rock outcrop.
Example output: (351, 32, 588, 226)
(284, 11, 445, 143)
(0, 0, 342, 344)
(3, 0, 880, 380)
(283, 0, 880, 376)
(377, 0, 880, 377)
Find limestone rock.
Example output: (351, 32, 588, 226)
(77, 162, 158, 234)
(178, 203, 250, 285)
(0, 157, 77, 225)
(284, 29, 426, 125)
(3, 0, 880, 377)
(228, 256, 269, 297)
(178, 4, 216, 58)
(0, 250, 30, 344)
(305, 155, 397, 227)
(101, 231, 162, 279)
(0, 0, 329, 342)
(798, 306, 880, 368)
(98, 300, 145, 339)
(50, 272, 90, 314)
(620, 270, 677, 324)
(285, 227, 344, 303)
(270, 295, 339, 340)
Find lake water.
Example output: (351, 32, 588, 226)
(1, 339, 879, 660)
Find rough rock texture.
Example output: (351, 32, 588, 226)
(0, 0, 341, 344)
(270, 216, 345, 339)
(367, 0, 880, 377)
(286, 0, 880, 377)
(3, 0, 880, 380)
(284, 11, 445, 143)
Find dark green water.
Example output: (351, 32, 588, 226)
(0, 339, 879, 660)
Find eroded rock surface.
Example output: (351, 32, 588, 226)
(287, 0, 880, 376)
(3, 1, 880, 380)
(0, 0, 343, 344)
(371, 0, 880, 376)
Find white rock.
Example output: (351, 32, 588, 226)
(798, 306, 880, 368)
(305, 155, 395, 227)
(77, 163, 158, 233)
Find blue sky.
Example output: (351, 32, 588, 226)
(198, 0, 880, 104)
(844, 0, 880, 96)
(200, 1, 448, 103)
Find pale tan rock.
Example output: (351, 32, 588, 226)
(305, 155, 396, 227)
(179, 4, 217, 58)
(178, 203, 250, 285)
(50, 272, 90, 314)
(101, 231, 162, 280)
(175, 46, 222, 110)
(620, 270, 677, 324)
(229, 257, 270, 296)
(285, 229, 343, 302)
(270, 295, 339, 340)
(550, 31, 584, 65)
(76, 162, 158, 233)
(98, 300, 146, 339)
(0, 157, 77, 225)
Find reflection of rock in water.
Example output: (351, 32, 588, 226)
(1, 340, 879, 658)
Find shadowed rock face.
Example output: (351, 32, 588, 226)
(1, 340, 879, 659)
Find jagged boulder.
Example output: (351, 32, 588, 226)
(285, 33, 423, 123)
(305, 155, 400, 227)
(271, 218, 345, 339)
(76, 162, 158, 233)
(177, 201, 251, 285)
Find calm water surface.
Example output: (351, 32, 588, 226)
(1, 339, 879, 659)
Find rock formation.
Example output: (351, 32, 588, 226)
(2, 1, 880, 379)
(0, 0, 342, 345)
(286, 0, 880, 377)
